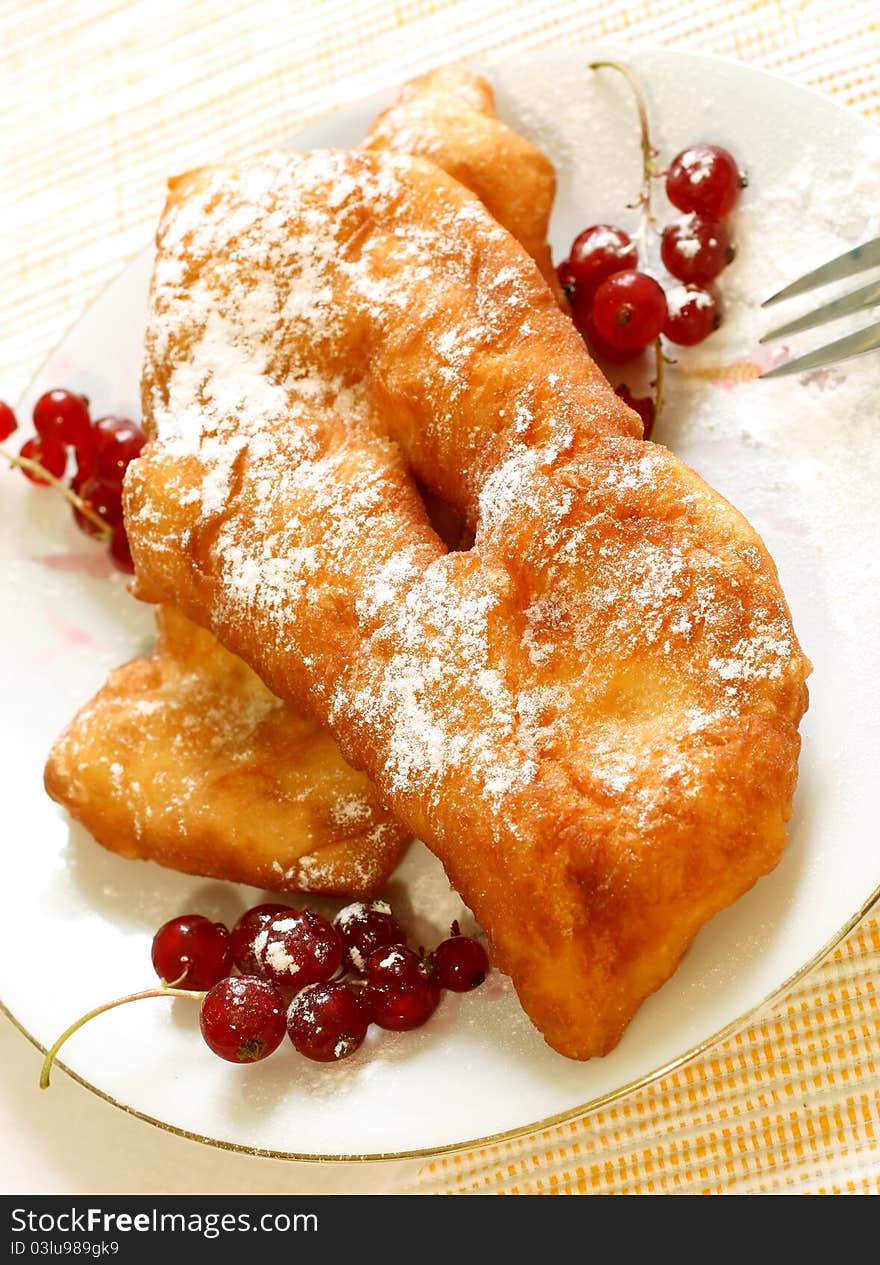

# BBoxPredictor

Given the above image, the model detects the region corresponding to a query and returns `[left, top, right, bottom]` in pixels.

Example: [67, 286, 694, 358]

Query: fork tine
[760, 277, 880, 343]
[760, 320, 880, 379]
[762, 236, 880, 307]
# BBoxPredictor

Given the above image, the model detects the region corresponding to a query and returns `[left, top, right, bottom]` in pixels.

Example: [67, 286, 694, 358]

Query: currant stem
[161, 968, 190, 989]
[40, 985, 206, 1088]
[0, 445, 113, 541]
[589, 61, 659, 224]
[653, 338, 665, 424]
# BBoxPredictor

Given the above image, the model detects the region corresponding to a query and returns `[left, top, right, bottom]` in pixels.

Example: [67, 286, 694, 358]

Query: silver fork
[759, 235, 880, 379]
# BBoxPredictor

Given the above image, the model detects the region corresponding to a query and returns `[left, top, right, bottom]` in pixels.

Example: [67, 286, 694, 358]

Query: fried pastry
[123, 146, 809, 1059]
[362, 66, 563, 299]
[45, 67, 560, 894]
[45, 605, 408, 895]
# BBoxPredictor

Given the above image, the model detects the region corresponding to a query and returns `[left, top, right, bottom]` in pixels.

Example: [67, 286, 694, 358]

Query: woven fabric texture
[2, 0, 878, 1195]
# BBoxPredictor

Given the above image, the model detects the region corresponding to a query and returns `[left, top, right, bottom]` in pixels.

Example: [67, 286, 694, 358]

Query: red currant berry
[663, 284, 721, 346]
[0, 400, 17, 442]
[252, 908, 343, 988]
[364, 974, 441, 1031]
[431, 927, 489, 992]
[567, 225, 638, 299]
[615, 386, 656, 440]
[73, 477, 123, 536]
[591, 270, 668, 352]
[286, 981, 369, 1062]
[109, 525, 135, 574]
[90, 417, 146, 484]
[666, 144, 743, 219]
[363, 945, 440, 1030]
[151, 914, 232, 989]
[32, 389, 91, 449]
[569, 289, 641, 363]
[19, 436, 66, 484]
[661, 215, 733, 286]
[333, 900, 406, 975]
[556, 258, 577, 298]
[230, 903, 290, 976]
[365, 944, 429, 988]
[200, 976, 286, 1063]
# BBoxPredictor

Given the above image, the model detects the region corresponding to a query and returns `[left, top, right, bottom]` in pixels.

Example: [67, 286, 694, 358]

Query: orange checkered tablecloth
[2, 0, 878, 1195]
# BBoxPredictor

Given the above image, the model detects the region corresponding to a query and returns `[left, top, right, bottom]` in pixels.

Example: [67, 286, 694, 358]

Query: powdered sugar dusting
[131, 141, 807, 876]
[134, 148, 593, 819]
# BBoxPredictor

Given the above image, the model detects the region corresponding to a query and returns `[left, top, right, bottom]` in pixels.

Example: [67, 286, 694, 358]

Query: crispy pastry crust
[363, 66, 564, 300]
[125, 147, 809, 1059]
[44, 606, 409, 895]
[44, 67, 558, 898]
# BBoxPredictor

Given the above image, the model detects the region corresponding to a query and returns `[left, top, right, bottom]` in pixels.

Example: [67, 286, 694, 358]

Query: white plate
[2, 46, 879, 1161]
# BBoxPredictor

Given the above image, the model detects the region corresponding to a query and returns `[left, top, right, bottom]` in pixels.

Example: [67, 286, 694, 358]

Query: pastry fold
[123, 144, 809, 1058]
[45, 67, 558, 898]
[362, 66, 563, 299]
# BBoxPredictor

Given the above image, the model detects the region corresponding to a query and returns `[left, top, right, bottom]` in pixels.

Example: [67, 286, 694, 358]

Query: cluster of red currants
[557, 143, 743, 434]
[0, 389, 145, 573]
[41, 900, 490, 1084]
[188, 900, 488, 1064]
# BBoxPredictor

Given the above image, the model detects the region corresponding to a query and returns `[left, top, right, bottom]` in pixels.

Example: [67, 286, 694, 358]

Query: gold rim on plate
[4, 883, 878, 1164]
[6, 47, 880, 1167]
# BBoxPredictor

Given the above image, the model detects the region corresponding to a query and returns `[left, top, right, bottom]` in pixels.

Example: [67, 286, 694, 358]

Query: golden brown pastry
[362, 66, 564, 299]
[44, 66, 557, 897]
[124, 146, 809, 1059]
[45, 606, 409, 895]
